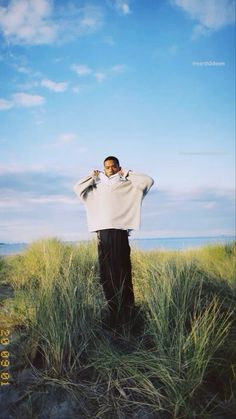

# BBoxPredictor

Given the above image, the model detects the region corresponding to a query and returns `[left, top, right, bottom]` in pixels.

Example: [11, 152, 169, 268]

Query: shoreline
[0, 234, 235, 246]
[0, 236, 235, 257]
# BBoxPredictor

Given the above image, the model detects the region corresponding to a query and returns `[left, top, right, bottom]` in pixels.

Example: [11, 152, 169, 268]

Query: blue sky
[0, 0, 235, 242]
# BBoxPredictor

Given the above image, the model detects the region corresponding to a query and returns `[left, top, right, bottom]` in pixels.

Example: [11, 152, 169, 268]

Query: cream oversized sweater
[74, 169, 154, 232]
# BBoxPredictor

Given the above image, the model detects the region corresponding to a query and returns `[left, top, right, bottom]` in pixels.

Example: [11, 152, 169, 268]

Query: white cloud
[0, 1, 103, 45]
[0, 98, 14, 111]
[57, 133, 77, 145]
[0, 164, 48, 175]
[15, 65, 31, 74]
[71, 64, 93, 75]
[114, 0, 131, 15]
[80, 16, 98, 28]
[159, 186, 235, 207]
[27, 195, 77, 205]
[0, 0, 57, 45]
[94, 66, 127, 82]
[41, 132, 78, 149]
[111, 64, 127, 74]
[58, 4, 103, 40]
[72, 85, 82, 94]
[120, 3, 131, 15]
[173, 0, 235, 35]
[94, 72, 107, 83]
[0, 175, 234, 242]
[17, 81, 40, 91]
[0, 198, 22, 209]
[13, 92, 45, 107]
[0, 194, 77, 208]
[41, 79, 68, 92]
[204, 202, 216, 209]
[72, 63, 128, 83]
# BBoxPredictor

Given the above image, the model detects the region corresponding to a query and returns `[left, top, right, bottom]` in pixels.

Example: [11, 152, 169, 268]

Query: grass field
[0, 239, 235, 418]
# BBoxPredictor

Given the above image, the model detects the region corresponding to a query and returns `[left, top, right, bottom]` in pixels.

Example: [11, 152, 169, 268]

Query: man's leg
[97, 229, 134, 327]
[116, 230, 134, 320]
[97, 229, 117, 320]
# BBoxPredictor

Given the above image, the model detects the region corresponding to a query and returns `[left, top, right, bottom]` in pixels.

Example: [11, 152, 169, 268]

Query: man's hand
[118, 168, 124, 177]
[92, 170, 100, 178]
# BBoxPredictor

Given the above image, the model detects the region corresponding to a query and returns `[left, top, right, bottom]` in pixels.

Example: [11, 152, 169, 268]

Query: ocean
[0, 236, 235, 256]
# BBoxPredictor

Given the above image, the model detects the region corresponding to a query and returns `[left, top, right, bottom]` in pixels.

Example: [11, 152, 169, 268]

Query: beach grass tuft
[1, 239, 235, 418]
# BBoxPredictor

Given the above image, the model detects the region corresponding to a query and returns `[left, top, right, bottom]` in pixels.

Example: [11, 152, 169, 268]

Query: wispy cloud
[160, 187, 235, 204]
[0, 98, 14, 111]
[94, 72, 107, 83]
[139, 186, 235, 238]
[0, 0, 57, 45]
[58, 4, 103, 40]
[0, 163, 48, 175]
[172, 0, 235, 37]
[0, 168, 72, 196]
[41, 132, 81, 150]
[110, 0, 132, 15]
[13, 92, 45, 107]
[0, 0, 104, 46]
[72, 85, 82, 94]
[57, 133, 77, 145]
[71, 63, 127, 83]
[71, 64, 93, 75]
[14, 65, 31, 74]
[0, 194, 77, 209]
[0, 171, 234, 241]
[110, 64, 127, 74]
[41, 78, 68, 92]
[16, 81, 40, 91]
[0, 93, 45, 110]
[179, 151, 228, 156]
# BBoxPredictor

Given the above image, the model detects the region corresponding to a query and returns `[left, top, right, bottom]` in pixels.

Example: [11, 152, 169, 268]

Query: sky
[0, 0, 235, 243]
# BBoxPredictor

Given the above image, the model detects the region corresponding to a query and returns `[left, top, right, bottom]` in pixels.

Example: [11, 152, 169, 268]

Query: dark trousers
[97, 229, 134, 324]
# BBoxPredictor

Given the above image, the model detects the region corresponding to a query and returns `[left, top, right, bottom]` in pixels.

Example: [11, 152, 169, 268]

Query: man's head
[103, 156, 121, 177]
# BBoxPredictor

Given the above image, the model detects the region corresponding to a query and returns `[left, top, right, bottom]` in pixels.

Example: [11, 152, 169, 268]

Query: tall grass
[4, 239, 103, 375]
[2, 239, 235, 418]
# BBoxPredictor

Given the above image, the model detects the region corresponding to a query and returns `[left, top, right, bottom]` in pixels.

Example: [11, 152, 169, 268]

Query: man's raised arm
[73, 170, 100, 200]
[122, 169, 154, 196]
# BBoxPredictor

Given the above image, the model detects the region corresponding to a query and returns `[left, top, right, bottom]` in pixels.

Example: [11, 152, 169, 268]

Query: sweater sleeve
[125, 170, 154, 196]
[73, 175, 95, 201]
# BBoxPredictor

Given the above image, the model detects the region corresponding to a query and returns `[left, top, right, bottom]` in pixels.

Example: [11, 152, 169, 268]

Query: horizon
[1, 233, 235, 246]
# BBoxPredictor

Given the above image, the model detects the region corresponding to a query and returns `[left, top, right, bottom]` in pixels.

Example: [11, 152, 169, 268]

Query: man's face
[104, 159, 120, 177]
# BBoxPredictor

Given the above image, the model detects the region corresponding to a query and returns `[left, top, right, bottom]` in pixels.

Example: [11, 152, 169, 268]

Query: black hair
[103, 156, 120, 167]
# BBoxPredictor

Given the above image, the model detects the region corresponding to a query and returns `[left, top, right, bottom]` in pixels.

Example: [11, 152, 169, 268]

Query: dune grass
[1, 239, 235, 418]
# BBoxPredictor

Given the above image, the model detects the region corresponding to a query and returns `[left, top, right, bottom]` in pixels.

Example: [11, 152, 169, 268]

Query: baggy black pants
[97, 229, 134, 324]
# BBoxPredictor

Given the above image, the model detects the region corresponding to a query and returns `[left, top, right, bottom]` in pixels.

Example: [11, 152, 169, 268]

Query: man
[74, 156, 154, 330]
